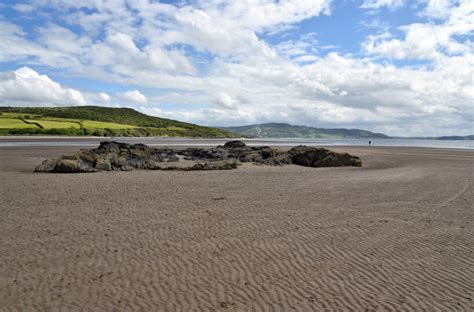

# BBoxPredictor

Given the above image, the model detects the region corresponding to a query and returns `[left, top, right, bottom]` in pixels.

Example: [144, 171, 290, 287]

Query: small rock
[120, 165, 134, 171]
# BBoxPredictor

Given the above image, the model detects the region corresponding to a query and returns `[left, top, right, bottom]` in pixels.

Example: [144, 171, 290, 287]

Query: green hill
[220, 123, 390, 139]
[0, 106, 235, 138]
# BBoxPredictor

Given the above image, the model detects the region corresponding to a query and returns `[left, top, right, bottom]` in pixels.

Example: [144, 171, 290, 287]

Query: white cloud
[363, 0, 474, 60]
[293, 55, 319, 63]
[107, 32, 140, 55]
[156, 50, 473, 136]
[0, 67, 86, 106]
[99, 92, 110, 102]
[145, 46, 197, 74]
[0, 1, 472, 136]
[120, 90, 147, 104]
[360, 0, 405, 10]
[419, 0, 457, 19]
[205, 0, 332, 32]
[80, 91, 113, 105]
[214, 93, 236, 110]
[13, 4, 34, 13]
[38, 24, 91, 54]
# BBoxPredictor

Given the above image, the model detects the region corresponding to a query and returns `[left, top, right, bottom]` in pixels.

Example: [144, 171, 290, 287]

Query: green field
[0, 106, 236, 137]
[26, 119, 81, 129]
[159, 126, 187, 131]
[36, 116, 82, 122]
[0, 118, 37, 129]
[0, 112, 140, 133]
[81, 120, 137, 129]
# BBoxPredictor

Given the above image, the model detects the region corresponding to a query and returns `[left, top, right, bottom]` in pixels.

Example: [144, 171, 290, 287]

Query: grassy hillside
[0, 106, 235, 138]
[221, 123, 390, 139]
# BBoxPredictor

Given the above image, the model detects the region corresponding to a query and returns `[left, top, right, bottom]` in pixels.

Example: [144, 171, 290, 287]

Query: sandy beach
[0, 143, 473, 310]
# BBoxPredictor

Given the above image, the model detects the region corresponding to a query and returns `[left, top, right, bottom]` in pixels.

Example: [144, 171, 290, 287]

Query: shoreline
[0, 136, 473, 150]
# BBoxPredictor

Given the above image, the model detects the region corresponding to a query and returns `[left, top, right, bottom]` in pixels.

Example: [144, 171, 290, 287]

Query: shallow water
[0, 137, 473, 149]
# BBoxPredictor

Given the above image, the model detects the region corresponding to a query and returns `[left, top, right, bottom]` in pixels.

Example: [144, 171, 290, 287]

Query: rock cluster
[35, 140, 361, 173]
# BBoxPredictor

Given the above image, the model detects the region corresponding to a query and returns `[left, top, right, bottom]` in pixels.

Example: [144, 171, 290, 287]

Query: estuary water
[0, 137, 473, 149]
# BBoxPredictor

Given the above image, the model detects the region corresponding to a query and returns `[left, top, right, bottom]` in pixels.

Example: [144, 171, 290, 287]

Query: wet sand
[0, 143, 473, 310]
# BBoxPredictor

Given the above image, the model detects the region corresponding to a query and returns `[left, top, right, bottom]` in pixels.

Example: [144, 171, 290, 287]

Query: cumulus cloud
[419, 0, 457, 19]
[360, 0, 405, 10]
[120, 90, 147, 104]
[98, 92, 110, 102]
[202, 0, 332, 32]
[214, 93, 236, 110]
[0, 67, 86, 106]
[363, 0, 474, 60]
[0, 0, 472, 136]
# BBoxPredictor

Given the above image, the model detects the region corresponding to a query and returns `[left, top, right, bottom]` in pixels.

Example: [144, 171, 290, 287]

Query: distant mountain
[220, 123, 390, 139]
[434, 135, 474, 140]
[402, 135, 474, 140]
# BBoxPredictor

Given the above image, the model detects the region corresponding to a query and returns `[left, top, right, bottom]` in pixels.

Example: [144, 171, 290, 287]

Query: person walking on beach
[369, 140, 372, 146]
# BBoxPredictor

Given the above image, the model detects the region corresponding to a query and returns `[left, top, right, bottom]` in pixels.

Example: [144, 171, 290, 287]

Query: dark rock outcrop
[224, 140, 246, 148]
[180, 142, 291, 166]
[289, 146, 361, 167]
[35, 140, 361, 173]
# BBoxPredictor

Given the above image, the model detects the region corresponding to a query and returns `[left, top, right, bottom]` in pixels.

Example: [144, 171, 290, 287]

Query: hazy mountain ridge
[433, 135, 474, 140]
[393, 135, 474, 140]
[220, 123, 390, 139]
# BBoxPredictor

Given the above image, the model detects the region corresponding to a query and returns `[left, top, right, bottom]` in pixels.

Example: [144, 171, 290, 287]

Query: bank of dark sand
[0, 143, 473, 310]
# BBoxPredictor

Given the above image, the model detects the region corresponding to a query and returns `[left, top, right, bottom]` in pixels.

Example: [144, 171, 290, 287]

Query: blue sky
[0, 0, 472, 136]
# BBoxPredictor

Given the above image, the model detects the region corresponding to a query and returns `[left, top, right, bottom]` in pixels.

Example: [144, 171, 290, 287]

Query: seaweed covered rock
[35, 158, 97, 173]
[35, 141, 179, 173]
[35, 141, 361, 173]
[162, 160, 240, 171]
[180, 144, 290, 166]
[289, 146, 361, 167]
[223, 140, 246, 148]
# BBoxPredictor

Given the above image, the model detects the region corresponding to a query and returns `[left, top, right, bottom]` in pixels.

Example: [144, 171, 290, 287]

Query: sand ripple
[1, 146, 473, 310]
